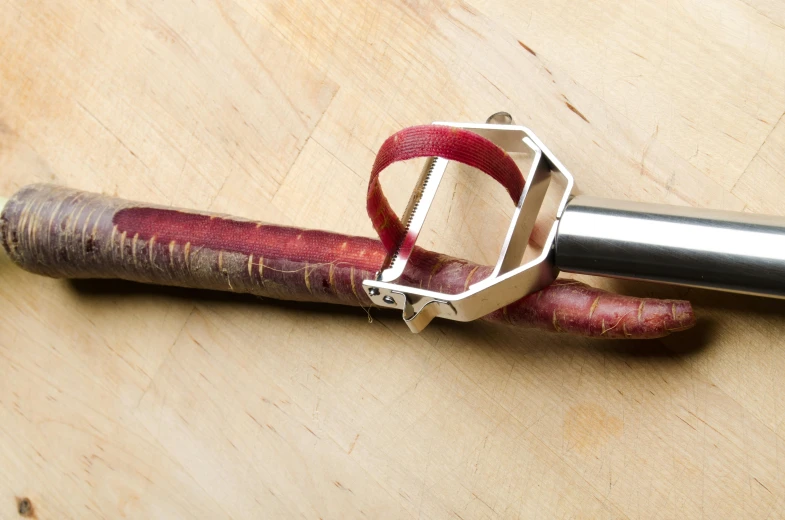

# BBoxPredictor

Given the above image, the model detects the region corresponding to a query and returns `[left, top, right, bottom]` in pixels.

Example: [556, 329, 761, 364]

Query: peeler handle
[554, 195, 785, 298]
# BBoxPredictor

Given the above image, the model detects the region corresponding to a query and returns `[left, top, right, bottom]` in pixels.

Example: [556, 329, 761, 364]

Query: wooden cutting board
[1, 0, 784, 517]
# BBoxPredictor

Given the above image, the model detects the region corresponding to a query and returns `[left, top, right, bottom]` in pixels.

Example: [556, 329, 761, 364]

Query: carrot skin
[1, 184, 695, 338]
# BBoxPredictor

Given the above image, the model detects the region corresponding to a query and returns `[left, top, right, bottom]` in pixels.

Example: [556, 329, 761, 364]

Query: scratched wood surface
[1, 0, 785, 518]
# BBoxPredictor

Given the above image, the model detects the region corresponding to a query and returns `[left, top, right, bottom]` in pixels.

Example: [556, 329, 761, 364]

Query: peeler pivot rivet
[369, 288, 380, 296]
[382, 295, 396, 305]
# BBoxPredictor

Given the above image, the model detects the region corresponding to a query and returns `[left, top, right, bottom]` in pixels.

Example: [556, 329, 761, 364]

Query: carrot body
[0, 184, 694, 338]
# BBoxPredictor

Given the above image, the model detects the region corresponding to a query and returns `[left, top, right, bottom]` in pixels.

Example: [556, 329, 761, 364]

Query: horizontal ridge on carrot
[0, 183, 695, 338]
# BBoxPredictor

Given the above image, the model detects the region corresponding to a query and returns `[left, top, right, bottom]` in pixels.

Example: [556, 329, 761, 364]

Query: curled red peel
[367, 125, 524, 251]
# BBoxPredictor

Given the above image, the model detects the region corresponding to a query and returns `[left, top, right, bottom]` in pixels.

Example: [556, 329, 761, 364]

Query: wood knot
[16, 497, 34, 517]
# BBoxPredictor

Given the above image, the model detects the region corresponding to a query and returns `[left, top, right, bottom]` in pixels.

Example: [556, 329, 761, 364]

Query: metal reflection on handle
[555, 196, 785, 298]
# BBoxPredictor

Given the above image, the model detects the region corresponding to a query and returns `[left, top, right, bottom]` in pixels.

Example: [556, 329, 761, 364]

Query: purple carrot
[1, 184, 695, 338]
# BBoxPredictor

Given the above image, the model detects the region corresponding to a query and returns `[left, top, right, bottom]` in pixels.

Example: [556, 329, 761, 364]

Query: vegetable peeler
[363, 115, 785, 333]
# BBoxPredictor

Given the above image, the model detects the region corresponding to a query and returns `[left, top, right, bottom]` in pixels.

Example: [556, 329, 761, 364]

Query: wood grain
[1, 0, 785, 518]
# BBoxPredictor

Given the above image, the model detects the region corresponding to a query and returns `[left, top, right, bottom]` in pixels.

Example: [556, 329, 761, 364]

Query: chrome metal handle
[555, 196, 785, 298]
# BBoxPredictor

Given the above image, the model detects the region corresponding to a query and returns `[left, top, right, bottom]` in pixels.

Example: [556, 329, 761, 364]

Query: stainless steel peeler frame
[362, 121, 575, 333]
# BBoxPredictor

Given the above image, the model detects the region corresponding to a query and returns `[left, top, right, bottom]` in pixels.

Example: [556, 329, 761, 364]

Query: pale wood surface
[1, 1, 785, 518]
